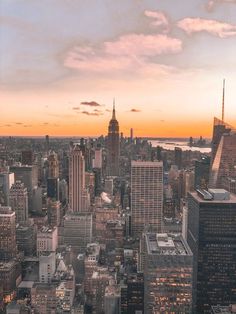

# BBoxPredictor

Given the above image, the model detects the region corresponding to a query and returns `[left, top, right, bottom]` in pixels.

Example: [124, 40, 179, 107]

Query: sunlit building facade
[131, 161, 163, 237]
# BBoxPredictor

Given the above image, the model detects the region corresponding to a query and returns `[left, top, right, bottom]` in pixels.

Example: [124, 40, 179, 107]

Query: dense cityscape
[0, 99, 236, 313]
[2, 0, 236, 313]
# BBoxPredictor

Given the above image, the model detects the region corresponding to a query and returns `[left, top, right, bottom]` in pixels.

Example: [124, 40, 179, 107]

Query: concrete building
[63, 212, 92, 252]
[37, 226, 58, 255]
[31, 283, 57, 314]
[93, 148, 103, 169]
[131, 161, 163, 237]
[9, 181, 28, 224]
[39, 252, 56, 283]
[187, 189, 236, 313]
[144, 233, 193, 314]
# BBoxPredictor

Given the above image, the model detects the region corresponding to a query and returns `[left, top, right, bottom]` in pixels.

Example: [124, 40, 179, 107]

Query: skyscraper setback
[107, 103, 120, 177]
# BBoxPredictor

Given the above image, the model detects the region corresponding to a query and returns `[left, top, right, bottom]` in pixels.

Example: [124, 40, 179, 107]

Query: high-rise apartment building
[144, 232, 193, 314]
[187, 189, 236, 313]
[69, 145, 85, 212]
[9, 181, 28, 224]
[0, 206, 17, 261]
[131, 161, 163, 237]
[107, 104, 120, 176]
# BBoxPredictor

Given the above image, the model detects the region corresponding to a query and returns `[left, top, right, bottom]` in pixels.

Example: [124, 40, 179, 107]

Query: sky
[1, 0, 236, 137]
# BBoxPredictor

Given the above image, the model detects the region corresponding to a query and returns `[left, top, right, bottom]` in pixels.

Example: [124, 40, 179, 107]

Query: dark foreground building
[188, 189, 236, 313]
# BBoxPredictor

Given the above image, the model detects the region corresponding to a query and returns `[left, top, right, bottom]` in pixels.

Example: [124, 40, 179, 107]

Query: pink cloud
[177, 18, 236, 38]
[206, 0, 236, 12]
[104, 34, 182, 56]
[64, 49, 132, 72]
[144, 10, 169, 32]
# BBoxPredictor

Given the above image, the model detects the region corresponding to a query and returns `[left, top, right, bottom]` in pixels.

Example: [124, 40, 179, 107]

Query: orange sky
[1, 0, 236, 137]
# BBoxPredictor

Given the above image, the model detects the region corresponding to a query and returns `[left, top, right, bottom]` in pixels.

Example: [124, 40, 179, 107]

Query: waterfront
[150, 140, 211, 153]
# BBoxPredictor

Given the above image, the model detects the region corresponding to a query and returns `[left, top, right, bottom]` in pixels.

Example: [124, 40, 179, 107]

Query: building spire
[112, 98, 116, 120]
[222, 79, 225, 122]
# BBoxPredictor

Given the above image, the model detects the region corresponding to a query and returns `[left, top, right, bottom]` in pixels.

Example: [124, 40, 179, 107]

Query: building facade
[131, 161, 163, 237]
[187, 189, 236, 313]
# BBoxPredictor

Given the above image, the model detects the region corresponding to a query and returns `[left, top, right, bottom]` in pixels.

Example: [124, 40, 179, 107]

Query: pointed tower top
[112, 98, 116, 120]
[222, 79, 225, 122]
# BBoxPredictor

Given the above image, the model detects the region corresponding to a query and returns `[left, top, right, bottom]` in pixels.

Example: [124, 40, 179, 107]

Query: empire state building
[107, 102, 120, 176]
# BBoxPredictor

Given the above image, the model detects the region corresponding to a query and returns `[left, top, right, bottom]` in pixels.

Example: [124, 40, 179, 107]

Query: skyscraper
[48, 151, 59, 179]
[144, 232, 193, 314]
[107, 102, 120, 176]
[69, 145, 85, 212]
[174, 147, 183, 169]
[0, 206, 17, 261]
[131, 161, 163, 237]
[209, 130, 236, 189]
[9, 180, 28, 224]
[187, 189, 236, 313]
[194, 156, 210, 189]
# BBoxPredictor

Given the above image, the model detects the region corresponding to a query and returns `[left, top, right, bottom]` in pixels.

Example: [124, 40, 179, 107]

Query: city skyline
[1, 0, 236, 137]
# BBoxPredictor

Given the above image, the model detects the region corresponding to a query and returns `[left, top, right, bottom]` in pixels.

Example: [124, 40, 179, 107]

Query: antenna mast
[222, 79, 225, 122]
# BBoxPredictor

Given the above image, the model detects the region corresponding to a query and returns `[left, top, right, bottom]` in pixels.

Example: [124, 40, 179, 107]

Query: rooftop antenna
[112, 98, 116, 119]
[222, 79, 225, 122]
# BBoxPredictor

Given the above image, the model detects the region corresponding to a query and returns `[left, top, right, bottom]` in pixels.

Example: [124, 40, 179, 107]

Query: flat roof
[18, 280, 35, 289]
[190, 191, 236, 204]
[145, 233, 192, 256]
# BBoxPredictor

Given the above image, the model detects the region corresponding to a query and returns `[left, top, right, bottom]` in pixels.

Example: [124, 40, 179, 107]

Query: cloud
[72, 107, 80, 110]
[177, 18, 236, 38]
[80, 101, 102, 107]
[64, 48, 134, 72]
[206, 0, 236, 11]
[64, 33, 182, 73]
[130, 108, 141, 112]
[144, 10, 169, 32]
[81, 111, 103, 116]
[15, 122, 23, 125]
[23, 125, 32, 128]
[104, 34, 182, 56]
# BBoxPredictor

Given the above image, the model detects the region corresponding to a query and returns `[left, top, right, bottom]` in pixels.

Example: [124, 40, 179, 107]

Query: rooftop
[38, 226, 57, 233]
[212, 305, 236, 314]
[191, 189, 236, 204]
[145, 233, 192, 256]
